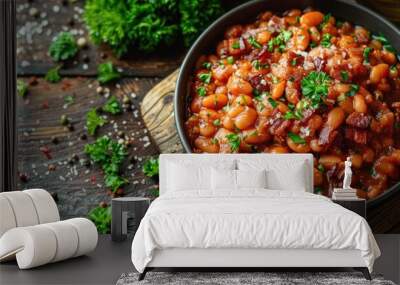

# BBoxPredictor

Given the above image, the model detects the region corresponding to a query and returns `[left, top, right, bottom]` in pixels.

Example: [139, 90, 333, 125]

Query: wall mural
[16, 0, 400, 234]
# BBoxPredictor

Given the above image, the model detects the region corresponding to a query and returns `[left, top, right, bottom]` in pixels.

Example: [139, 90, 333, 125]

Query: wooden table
[15, 0, 183, 218]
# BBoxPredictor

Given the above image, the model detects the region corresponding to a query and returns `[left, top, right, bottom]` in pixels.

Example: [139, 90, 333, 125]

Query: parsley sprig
[97, 62, 121, 84]
[267, 30, 292, 52]
[225, 133, 241, 152]
[86, 108, 107, 136]
[88, 206, 111, 234]
[288, 132, 306, 144]
[49, 32, 78, 62]
[142, 157, 159, 178]
[301, 71, 331, 109]
[45, 66, 62, 83]
[17, 80, 28, 97]
[85, 136, 128, 192]
[372, 34, 397, 54]
[102, 96, 122, 115]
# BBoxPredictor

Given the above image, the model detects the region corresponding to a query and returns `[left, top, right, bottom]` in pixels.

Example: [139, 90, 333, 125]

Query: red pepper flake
[42, 100, 49, 109]
[61, 80, 72, 91]
[39, 146, 52, 159]
[90, 175, 96, 184]
[28, 76, 38, 86]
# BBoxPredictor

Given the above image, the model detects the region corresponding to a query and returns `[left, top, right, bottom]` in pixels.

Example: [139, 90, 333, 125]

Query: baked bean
[227, 105, 245, 118]
[212, 64, 234, 82]
[319, 155, 342, 169]
[243, 129, 271, 144]
[233, 95, 253, 107]
[199, 109, 219, 121]
[225, 25, 243, 39]
[308, 114, 323, 131]
[190, 97, 202, 113]
[313, 168, 323, 186]
[353, 94, 367, 113]
[202, 94, 228, 110]
[326, 107, 345, 129]
[310, 139, 324, 152]
[199, 122, 217, 137]
[294, 28, 310, 50]
[222, 116, 235, 131]
[300, 11, 324, 27]
[271, 80, 286, 99]
[265, 145, 289, 153]
[234, 107, 258, 130]
[308, 26, 320, 42]
[370, 63, 389, 84]
[227, 76, 253, 95]
[194, 137, 219, 153]
[338, 97, 354, 114]
[362, 147, 375, 163]
[381, 51, 396, 65]
[287, 136, 311, 153]
[350, 153, 363, 168]
[256, 31, 271, 45]
[338, 35, 355, 48]
[375, 157, 397, 178]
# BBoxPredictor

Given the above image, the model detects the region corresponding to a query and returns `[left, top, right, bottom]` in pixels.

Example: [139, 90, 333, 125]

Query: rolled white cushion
[0, 226, 57, 269]
[42, 221, 79, 262]
[1, 192, 39, 227]
[0, 218, 98, 269]
[64, 218, 98, 257]
[0, 196, 17, 237]
[23, 189, 60, 224]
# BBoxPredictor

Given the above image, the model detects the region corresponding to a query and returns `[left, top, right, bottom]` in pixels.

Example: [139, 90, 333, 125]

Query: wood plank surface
[16, 0, 183, 77]
[17, 77, 161, 218]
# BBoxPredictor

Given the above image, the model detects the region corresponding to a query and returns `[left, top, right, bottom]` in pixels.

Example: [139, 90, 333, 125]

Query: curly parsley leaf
[197, 86, 207, 97]
[102, 96, 122, 115]
[17, 79, 28, 97]
[320, 33, 332, 48]
[97, 62, 121, 84]
[340, 70, 349, 82]
[142, 157, 159, 177]
[198, 72, 211, 84]
[363, 47, 373, 63]
[84, 136, 128, 192]
[288, 132, 306, 144]
[301, 71, 331, 109]
[88, 206, 111, 234]
[49, 32, 78, 62]
[268, 30, 292, 52]
[225, 133, 241, 152]
[248, 36, 262, 49]
[346, 84, 359, 97]
[86, 108, 107, 136]
[45, 66, 62, 83]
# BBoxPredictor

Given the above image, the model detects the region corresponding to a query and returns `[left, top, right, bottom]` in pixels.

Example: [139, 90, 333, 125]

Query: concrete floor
[1, 235, 399, 285]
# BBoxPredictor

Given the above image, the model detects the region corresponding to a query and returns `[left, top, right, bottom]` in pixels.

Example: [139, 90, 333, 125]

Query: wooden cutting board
[140, 69, 183, 153]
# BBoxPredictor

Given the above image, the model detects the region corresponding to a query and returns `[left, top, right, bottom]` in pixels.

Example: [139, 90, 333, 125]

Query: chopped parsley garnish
[319, 13, 331, 29]
[102, 96, 122, 115]
[268, 97, 278, 109]
[49, 32, 78, 62]
[340, 70, 349, 82]
[45, 65, 62, 83]
[283, 110, 303, 120]
[85, 136, 127, 192]
[301, 71, 331, 109]
[17, 79, 28, 97]
[318, 164, 325, 173]
[202, 61, 212, 69]
[97, 62, 121, 84]
[225, 133, 241, 152]
[288, 103, 295, 111]
[291, 58, 297, 66]
[86, 108, 107, 136]
[211, 138, 218, 145]
[372, 33, 397, 54]
[320, 33, 332, 48]
[287, 132, 306, 144]
[267, 30, 292, 52]
[252, 60, 261, 70]
[248, 36, 262, 49]
[143, 157, 159, 177]
[363, 47, 373, 63]
[213, 119, 221, 126]
[197, 86, 206, 97]
[231, 41, 240, 49]
[310, 41, 317, 48]
[227, 56, 235, 65]
[198, 72, 211, 84]
[346, 84, 359, 97]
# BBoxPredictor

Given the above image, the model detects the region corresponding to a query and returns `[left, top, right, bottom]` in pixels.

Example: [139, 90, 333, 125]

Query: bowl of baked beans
[174, 0, 400, 201]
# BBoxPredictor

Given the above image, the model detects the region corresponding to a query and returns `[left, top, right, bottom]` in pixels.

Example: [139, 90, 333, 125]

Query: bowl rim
[174, 0, 400, 206]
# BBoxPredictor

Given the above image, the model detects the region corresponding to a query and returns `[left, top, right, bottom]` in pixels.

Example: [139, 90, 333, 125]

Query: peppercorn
[82, 159, 91, 167]
[99, 201, 107, 208]
[80, 133, 87, 140]
[48, 164, 56, 171]
[72, 154, 79, 161]
[68, 158, 74, 165]
[60, 115, 69, 126]
[67, 123, 74, 131]
[67, 18, 75, 27]
[19, 173, 28, 182]
[51, 136, 59, 144]
[100, 52, 107, 59]
[50, 192, 58, 202]
[129, 156, 135, 164]
[117, 131, 125, 138]
[122, 95, 131, 105]
[82, 54, 90, 63]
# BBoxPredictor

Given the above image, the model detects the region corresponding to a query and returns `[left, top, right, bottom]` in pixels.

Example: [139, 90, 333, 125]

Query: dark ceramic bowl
[174, 0, 400, 206]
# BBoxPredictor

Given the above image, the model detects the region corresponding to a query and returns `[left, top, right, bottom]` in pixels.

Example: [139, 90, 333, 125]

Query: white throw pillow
[238, 159, 307, 191]
[236, 169, 267, 189]
[211, 168, 236, 190]
[167, 160, 236, 192]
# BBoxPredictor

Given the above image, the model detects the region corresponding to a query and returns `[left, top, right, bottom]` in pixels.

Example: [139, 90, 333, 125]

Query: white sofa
[0, 189, 98, 269]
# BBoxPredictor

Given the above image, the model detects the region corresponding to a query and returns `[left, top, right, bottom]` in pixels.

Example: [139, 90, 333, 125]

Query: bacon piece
[345, 112, 372, 129]
[345, 128, 368, 144]
[318, 126, 338, 146]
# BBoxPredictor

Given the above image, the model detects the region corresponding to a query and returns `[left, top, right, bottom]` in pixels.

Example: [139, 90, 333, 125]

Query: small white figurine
[343, 157, 352, 189]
